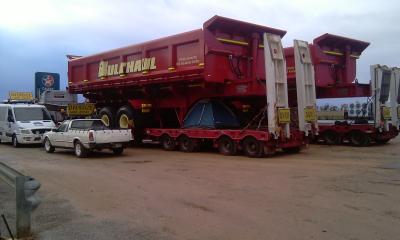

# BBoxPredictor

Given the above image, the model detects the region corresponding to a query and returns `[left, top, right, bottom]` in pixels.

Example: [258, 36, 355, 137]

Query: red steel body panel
[284, 33, 371, 98]
[67, 16, 288, 124]
[68, 29, 205, 91]
[68, 15, 285, 96]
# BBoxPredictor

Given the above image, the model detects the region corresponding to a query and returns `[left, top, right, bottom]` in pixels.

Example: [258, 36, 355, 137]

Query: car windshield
[14, 107, 52, 121]
[70, 120, 109, 130]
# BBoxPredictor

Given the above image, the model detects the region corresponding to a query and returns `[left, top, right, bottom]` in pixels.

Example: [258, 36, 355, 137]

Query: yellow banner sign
[67, 103, 95, 116]
[278, 108, 291, 124]
[304, 107, 317, 122]
[9, 92, 33, 101]
[382, 107, 391, 120]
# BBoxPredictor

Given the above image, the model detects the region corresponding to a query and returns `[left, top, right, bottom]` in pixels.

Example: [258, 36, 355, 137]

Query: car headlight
[20, 129, 31, 134]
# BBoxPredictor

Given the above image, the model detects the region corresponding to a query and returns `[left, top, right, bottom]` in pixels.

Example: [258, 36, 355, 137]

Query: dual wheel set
[319, 130, 388, 146]
[159, 134, 301, 158]
[99, 106, 137, 129]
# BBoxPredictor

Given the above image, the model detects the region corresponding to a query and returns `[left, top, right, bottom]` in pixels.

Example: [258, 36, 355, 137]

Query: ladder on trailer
[294, 40, 318, 136]
[390, 67, 400, 129]
[371, 65, 392, 131]
[263, 33, 290, 138]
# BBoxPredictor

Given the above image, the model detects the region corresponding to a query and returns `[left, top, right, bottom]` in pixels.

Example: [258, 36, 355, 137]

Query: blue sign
[35, 72, 60, 98]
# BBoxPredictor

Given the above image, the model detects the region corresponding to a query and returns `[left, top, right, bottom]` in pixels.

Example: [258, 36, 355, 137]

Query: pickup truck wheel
[12, 135, 20, 148]
[99, 107, 115, 128]
[242, 137, 264, 158]
[178, 135, 198, 152]
[44, 138, 55, 153]
[161, 135, 176, 151]
[112, 147, 124, 155]
[74, 141, 88, 158]
[217, 136, 237, 156]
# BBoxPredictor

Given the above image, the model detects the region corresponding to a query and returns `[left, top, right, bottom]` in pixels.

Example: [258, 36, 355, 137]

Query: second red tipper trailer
[68, 16, 318, 157]
[285, 34, 399, 146]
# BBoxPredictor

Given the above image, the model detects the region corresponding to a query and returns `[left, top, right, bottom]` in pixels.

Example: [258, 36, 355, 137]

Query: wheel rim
[351, 133, 368, 145]
[45, 140, 50, 150]
[219, 137, 236, 155]
[179, 137, 191, 151]
[183, 139, 189, 148]
[221, 139, 231, 151]
[324, 132, 338, 144]
[163, 137, 172, 146]
[75, 144, 81, 155]
[246, 139, 259, 155]
[119, 114, 133, 129]
[352, 135, 361, 145]
[101, 115, 110, 127]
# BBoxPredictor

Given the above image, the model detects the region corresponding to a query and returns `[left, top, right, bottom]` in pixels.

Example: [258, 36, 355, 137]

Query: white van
[0, 103, 56, 147]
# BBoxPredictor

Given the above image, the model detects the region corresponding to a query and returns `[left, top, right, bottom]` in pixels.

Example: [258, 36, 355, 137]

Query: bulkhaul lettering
[98, 57, 156, 78]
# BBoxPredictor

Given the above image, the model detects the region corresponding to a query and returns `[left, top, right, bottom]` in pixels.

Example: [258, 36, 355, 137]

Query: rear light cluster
[89, 131, 95, 142]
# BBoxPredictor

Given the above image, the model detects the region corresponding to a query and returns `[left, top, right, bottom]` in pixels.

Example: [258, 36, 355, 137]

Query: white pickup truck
[43, 119, 133, 157]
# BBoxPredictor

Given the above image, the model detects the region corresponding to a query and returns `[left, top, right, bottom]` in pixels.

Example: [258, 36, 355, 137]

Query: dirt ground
[0, 137, 399, 240]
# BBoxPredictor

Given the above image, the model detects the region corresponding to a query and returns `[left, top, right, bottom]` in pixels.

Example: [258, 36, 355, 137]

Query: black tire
[44, 138, 55, 153]
[74, 141, 89, 158]
[242, 137, 264, 158]
[99, 107, 116, 128]
[350, 131, 371, 146]
[12, 135, 20, 148]
[116, 106, 135, 129]
[282, 147, 301, 154]
[112, 147, 124, 155]
[322, 131, 340, 145]
[116, 105, 147, 145]
[217, 136, 237, 156]
[178, 135, 198, 152]
[375, 138, 390, 144]
[160, 135, 176, 151]
[263, 145, 276, 156]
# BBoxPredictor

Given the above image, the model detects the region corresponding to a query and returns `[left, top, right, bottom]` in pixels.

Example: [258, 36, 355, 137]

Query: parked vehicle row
[0, 103, 133, 157]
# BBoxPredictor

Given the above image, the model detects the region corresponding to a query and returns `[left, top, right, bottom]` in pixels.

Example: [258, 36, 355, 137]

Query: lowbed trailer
[68, 16, 319, 157]
[284, 34, 399, 146]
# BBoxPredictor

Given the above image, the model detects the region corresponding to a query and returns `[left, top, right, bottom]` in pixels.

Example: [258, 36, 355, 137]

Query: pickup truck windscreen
[14, 107, 52, 121]
[70, 120, 109, 130]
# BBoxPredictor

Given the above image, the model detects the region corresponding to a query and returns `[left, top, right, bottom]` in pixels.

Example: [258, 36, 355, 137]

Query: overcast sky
[0, 0, 399, 101]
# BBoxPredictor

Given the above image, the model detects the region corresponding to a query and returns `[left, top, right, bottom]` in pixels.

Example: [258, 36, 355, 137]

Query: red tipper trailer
[68, 16, 318, 157]
[284, 34, 399, 146]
